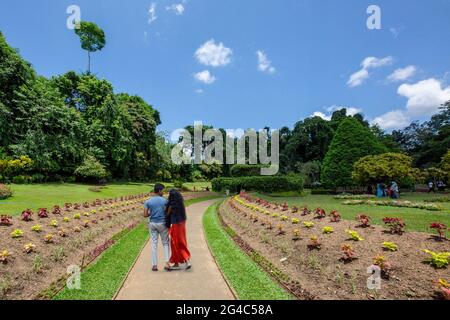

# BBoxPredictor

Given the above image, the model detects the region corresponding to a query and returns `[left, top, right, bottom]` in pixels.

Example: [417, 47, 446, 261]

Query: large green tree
[321, 117, 386, 189]
[74, 21, 106, 74]
[352, 153, 413, 185]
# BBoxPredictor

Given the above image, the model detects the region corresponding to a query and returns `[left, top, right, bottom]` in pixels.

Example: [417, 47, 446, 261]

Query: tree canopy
[321, 117, 386, 189]
[74, 21, 106, 73]
[352, 153, 413, 185]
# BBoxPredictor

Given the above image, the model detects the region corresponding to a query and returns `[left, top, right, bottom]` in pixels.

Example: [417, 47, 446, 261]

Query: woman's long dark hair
[167, 189, 186, 220]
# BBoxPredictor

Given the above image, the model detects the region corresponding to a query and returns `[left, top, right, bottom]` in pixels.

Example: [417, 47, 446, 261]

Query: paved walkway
[115, 200, 235, 300]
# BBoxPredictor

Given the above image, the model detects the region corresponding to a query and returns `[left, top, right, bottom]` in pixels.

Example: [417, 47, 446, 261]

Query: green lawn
[0, 181, 212, 216]
[53, 222, 149, 300]
[203, 203, 293, 300]
[256, 192, 450, 235]
[0, 183, 153, 216]
[53, 196, 220, 300]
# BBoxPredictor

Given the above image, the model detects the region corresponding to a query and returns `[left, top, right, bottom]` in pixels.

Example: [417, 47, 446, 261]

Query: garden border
[202, 201, 238, 300]
[216, 202, 315, 300]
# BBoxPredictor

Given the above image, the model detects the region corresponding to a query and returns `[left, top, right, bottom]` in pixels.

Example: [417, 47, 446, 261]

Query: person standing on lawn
[143, 183, 171, 272]
[166, 189, 192, 270]
[428, 181, 436, 194]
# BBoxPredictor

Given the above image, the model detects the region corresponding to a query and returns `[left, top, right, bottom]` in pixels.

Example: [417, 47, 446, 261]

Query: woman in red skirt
[166, 189, 191, 270]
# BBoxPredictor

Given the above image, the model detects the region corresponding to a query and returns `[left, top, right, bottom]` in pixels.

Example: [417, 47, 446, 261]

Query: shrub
[52, 205, 61, 215]
[74, 155, 108, 183]
[292, 218, 300, 224]
[211, 176, 304, 193]
[230, 164, 270, 177]
[308, 236, 321, 250]
[11, 229, 24, 238]
[329, 210, 341, 222]
[323, 226, 334, 234]
[430, 223, 447, 239]
[341, 244, 355, 261]
[383, 217, 406, 235]
[12, 175, 32, 184]
[0, 184, 12, 199]
[0, 215, 13, 226]
[382, 242, 398, 252]
[303, 221, 314, 229]
[31, 225, 42, 233]
[423, 250, 450, 268]
[73, 213, 81, 220]
[38, 208, 48, 219]
[44, 234, 54, 244]
[24, 243, 36, 254]
[373, 255, 392, 274]
[346, 229, 364, 241]
[292, 229, 301, 241]
[356, 214, 371, 228]
[0, 250, 10, 264]
[50, 220, 58, 228]
[314, 208, 326, 219]
[21, 209, 33, 222]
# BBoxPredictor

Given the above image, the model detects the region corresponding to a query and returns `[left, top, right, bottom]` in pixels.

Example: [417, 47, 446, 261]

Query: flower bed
[342, 199, 443, 211]
[219, 192, 450, 300]
[334, 194, 376, 200]
[0, 191, 213, 300]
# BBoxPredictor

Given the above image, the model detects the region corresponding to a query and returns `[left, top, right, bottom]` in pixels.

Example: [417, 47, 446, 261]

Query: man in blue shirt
[144, 183, 171, 271]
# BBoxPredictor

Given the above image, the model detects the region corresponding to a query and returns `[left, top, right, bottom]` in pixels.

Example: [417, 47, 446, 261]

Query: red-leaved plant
[314, 208, 326, 219]
[52, 205, 62, 215]
[341, 244, 356, 262]
[21, 209, 33, 222]
[356, 214, 371, 228]
[0, 215, 13, 226]
[383, 217, 406, 235]
[38, 208, 48, 219]
[430, 222, 447, 239]
[329, 210, 341, 222]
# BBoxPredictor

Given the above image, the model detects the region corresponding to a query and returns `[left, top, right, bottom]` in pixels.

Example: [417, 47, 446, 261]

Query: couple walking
[143, 183, 191, 272]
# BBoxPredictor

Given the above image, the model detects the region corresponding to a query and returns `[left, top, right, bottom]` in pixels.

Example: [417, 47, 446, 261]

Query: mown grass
[203, 203, 293, 300]
[53, 196, 220, 300]
[256, 192, 450, 235]
[0, 182, 213, 216]
[53, 222, 148, 300]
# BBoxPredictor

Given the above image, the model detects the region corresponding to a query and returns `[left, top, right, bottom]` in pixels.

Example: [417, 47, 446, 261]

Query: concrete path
[115, 200, 235, 300]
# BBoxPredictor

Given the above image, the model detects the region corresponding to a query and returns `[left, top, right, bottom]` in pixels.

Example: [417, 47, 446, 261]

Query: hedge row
[230, 165, 270, 177]
[211, 176, 304, 193]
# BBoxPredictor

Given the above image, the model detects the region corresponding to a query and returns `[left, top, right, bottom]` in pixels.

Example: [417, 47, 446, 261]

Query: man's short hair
[154, 183, 165, 194]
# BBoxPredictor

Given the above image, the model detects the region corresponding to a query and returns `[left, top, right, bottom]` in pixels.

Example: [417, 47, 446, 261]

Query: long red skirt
[169, 222, 191, 264]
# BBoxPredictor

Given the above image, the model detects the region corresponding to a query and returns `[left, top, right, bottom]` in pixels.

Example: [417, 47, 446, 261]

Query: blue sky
[1, 0, 450, 133]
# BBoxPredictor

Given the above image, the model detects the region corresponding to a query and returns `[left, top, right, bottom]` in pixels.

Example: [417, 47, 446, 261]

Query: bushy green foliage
[74, 155, 108, 182]
[352, 153, 413, 185]
[321, 118, 386, 189]
[230, 164, 269, 177]
[211, 176, 304, 193]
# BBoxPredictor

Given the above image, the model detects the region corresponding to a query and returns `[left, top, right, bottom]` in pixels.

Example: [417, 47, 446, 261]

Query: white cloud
[194, 70, 216, 84]
[388, 66, 416, 82]
[347, 56, 393, 87]
[326, 105, 362, 116]
[195, 39, 232, 67]
[312, 112, 331, 121]
[166, 3, 185, 15]
[148, 3, 157, 24]
[398, 78, 450, 116]
[256, 50, 276, 74]
[372, 110, 411, 130]
[372, 78, 450, 130]
[195, 89, 204, 94]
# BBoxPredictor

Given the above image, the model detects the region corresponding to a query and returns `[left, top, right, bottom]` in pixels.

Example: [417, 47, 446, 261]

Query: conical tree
[321, 117, 386, 189]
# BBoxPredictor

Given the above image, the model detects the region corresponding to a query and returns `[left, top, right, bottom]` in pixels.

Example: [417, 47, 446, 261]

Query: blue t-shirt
[144, 196, 168, 223]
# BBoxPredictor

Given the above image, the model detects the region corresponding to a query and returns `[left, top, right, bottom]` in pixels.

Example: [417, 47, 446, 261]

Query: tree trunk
[87, 51, 91, 74]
